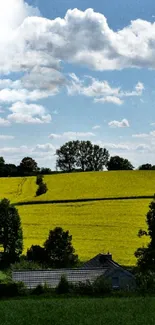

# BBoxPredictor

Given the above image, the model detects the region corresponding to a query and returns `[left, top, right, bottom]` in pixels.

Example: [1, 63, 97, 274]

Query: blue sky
[1, 0, 155, 168]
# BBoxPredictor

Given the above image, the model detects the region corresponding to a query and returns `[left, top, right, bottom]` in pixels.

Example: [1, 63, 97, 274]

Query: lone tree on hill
[0, 199, 23, 265]
[18, 157, 39, 175]
[135, 196, 155, 271]
[44, 227, 78, 268]
[107, 156, 134, 171]
[56, 140, 109, 172]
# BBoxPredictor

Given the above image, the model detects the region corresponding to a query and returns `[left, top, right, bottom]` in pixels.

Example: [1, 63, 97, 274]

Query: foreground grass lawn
[18, 199, 150, 265]
[0, 297, 155, 325]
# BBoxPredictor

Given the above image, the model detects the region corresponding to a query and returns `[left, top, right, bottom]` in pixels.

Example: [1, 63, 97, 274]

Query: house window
[112, 277, 119, 289]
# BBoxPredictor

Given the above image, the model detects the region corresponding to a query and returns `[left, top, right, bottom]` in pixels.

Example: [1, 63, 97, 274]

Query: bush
[136, 271, 155, 294]
[0, 281, 27, 297]
[31, 284, 45, 295]
[27, 245, 47, 264]
[36, 174, 43, 185]
[36, 182, 48, 196]
[11, 260, 44, 270]
[56, 275, 72, 294]
[74, 280, 93, 295]
[93, 276, 112, 295]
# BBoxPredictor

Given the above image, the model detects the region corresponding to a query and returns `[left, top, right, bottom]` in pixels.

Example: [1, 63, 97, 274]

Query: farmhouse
[12, 253, 136, 290]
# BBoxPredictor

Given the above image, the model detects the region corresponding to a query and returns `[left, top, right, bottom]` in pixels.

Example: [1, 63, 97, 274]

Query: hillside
[0, 171, 154, 265]
[1, 171, 155, 204]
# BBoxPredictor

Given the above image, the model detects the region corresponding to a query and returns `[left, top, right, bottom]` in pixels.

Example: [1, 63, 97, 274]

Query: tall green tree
[56, 141, 79, 172]
[56, 140, 109, 172]
[0, 157, 5, 177]
[18, 157, 39, 175]
[44, 227, 78, 268]
[135, 196, 155, 271]
[0, 199, 23, 264]
[107, 156, 134, 171]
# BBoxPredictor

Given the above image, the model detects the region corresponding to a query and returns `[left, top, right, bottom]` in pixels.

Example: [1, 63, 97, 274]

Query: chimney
[99, 252, 112, 265]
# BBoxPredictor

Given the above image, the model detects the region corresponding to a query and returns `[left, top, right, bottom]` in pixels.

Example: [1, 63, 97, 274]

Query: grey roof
[12, 268, 107, 289]
[82, 253, 116, 269]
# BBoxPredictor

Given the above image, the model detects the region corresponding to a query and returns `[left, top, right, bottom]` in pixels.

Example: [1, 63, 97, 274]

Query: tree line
[0, 140, 155, 177]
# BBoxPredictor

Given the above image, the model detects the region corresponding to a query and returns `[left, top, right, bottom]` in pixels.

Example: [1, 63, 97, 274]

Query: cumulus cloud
[0, 117, 10, 126]
[132, 133, 149, 138]
[49, 131, 96, 140]
[0, 135, 14, 140]
[108, 119, 130, 128]
[35, 143, 55, 152]
[7, 102, 52, 124]
[95, 96, 123, 105]
[68, 74, 144, 105]
[1, 3, 155, 76]
[92, 125, 101, 130]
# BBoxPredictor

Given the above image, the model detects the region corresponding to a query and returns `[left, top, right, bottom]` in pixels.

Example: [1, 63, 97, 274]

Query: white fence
[12, 268, 107, 289]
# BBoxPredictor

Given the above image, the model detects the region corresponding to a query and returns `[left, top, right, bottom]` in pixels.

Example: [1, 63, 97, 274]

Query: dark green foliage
[36, 174, 43, 185]
[0, 198, 23, 266]
[3, 164, 18, 177]
[18, 157, 39, 176]
[0, 281, 27, 297]
[138, 164, 153, 170]
[135, 196, 155, 271]
[107, 156, 134, 170]
[93, 276, 112, 295]
[44, 227, 78, 268]
[136, 271, 155, 294]
[36, 182, 48, 196]
[31, 284, 45, 295]
[56, 140, 109, 172]
[56, 275, 72, 294]
[11, 260, 44, 270]
[74, 280, 94, 295]
[27, 245, 47, 264]
[40, 167, 52, 175]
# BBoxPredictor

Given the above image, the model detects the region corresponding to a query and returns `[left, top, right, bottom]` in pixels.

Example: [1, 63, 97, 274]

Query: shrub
[36, 174, 43, 185]
[31, 284, 45, 295]
[11, 260, 43, 270]
[36, 182, 48, 196]
[136, 271, 155, 294]
[74, 280, 93, 295]
[93, 276, 112, 295]
[0, 281, 27, 297]
[56, 275, 72, 294]
[27, 245, 47, 264]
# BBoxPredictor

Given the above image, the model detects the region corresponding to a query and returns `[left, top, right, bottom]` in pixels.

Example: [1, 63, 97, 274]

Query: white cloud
[108, 119, 130, 128]
[92, 125, 101, 130]
[104, 143, 130, 151]
[135, 144, 151, 152]
[132, 133, 149, 138]
[0, 117, 10, 126]
[0, 135, 14, 140]
[35, 143, 55, 152]
[68, 75, 144, 105]
[49, 131, 96, 140]
[0, 4, 155, 77]
[95, 96, 123, 105]
[132, 131, 155, 138]
[49, 134, 62, 140]
[7, 102, 52, 124]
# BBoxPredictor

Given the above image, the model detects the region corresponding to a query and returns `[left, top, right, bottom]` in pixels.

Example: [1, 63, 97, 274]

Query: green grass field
[0, 297, 154, 325]
[0, 171, 154, 265]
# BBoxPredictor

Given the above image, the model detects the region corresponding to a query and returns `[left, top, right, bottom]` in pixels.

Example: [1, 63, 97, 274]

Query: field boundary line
[14, 195, 154, 206]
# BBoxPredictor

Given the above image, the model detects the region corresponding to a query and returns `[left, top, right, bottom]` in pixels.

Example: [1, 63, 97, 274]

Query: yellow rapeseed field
[18, 199, 150, 266]
[0, 171, 154, 265]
